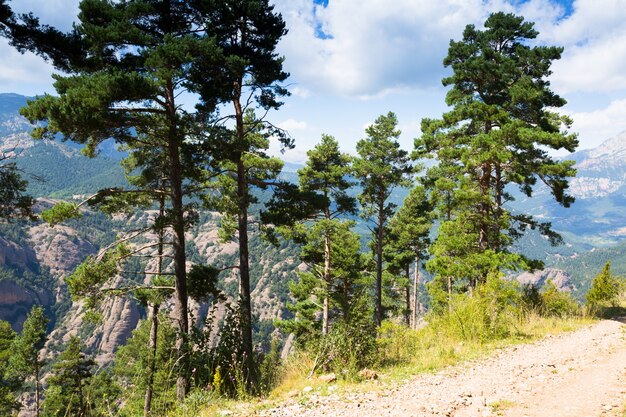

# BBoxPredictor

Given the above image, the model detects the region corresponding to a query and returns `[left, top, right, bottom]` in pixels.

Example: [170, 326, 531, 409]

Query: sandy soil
[256, 318, 626, 417]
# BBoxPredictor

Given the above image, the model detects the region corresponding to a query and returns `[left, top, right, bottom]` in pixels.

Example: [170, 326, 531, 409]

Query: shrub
[541, 280, 580, 317]
[311, 317, 378, 379]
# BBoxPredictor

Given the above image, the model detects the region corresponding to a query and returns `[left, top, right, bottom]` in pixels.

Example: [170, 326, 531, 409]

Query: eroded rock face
[0, 236, 38, 271]
[28, 224, 97, 281]
[0, 280, 53, 332]
[89, 295, 141, 363]
[516, 268, 575, 292]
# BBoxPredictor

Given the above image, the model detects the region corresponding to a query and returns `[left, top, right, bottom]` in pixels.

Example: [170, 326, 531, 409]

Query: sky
[1, 0, 626, 163]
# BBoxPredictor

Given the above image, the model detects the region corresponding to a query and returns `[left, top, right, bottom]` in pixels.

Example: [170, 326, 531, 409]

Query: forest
[0, 1, 624, 417]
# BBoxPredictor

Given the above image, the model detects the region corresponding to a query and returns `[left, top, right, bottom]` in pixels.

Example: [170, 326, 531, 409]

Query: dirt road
[259, 319, 626, 417]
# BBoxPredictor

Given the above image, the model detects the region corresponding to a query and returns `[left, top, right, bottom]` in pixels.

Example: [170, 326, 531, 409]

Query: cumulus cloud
[569, 99, 626, 149]
[273, 0, 581, 98]
[273, 0, 626, 98]
[273, 0, 493, 97]
[10, 0, 79, 30]
[541, 0, 626, 93]
[278, 118, 309, 132]
[0, 40, 57, 95]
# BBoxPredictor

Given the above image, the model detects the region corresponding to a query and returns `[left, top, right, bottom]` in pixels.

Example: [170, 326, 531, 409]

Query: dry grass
[198, 313, 596, 417]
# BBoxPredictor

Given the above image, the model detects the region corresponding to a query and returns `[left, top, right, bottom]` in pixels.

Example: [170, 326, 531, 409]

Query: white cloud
[290, 86, 311, 99]
[543, 0, 626, 93]
[274, 0, 494, 97]
[0, 40, 57, 95]
[277, 118, 308, 132]
[569, 99, 626, 149]
[273, 0, 587, 98]
[10, 0, 79, 30]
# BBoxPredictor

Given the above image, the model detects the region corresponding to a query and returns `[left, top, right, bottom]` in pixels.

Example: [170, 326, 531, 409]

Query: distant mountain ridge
[0, 93, 127, 198]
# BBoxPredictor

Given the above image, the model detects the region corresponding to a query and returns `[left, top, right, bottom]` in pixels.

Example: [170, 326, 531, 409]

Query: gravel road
[255, 318, 626, 417]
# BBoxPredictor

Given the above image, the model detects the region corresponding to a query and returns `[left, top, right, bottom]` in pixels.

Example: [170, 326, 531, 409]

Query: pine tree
[385, 185, 433, 327]
[354, 112, 412, 326]
[0, 320, 19, 415]
[208, 109, 286, 388]
[281, 221, 369, 344]
[586, 262, 623, 309]
[115, 315, 178, 416]
[265, 134, 356, 335]
[41, 336, 94, 417]
[415, 12, 577, 290]
[9, 306, 48, 417]
[197, 0, 290, 387]
[3, 0, 237, 398]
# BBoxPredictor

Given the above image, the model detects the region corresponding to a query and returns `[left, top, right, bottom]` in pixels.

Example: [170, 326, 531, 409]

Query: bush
[541, 280, 580, 318]
[310, 318, 378, 379]
[428, 275, 521, 342]
[377, 320, 421, 365]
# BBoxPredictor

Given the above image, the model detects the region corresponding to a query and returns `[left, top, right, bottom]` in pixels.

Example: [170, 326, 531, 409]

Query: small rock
[359, 368, 378, 380]
[603, 405, 613, 411]
[287, 389, 299, 398]
[319, 373, 337, 383]
[219, 411, 233, 416]
[302, 386, 314, 393]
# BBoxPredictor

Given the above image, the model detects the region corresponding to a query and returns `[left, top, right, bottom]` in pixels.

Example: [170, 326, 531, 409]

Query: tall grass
[201, 279, 597, 416]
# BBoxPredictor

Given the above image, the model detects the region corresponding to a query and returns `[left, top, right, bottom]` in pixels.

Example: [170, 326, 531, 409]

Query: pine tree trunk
[145, 182, 165, 416]
[165, 80, 189, 401]
[322, 209, 331, 335]
[233, 79, 256, 387]
[237, 158, 256, 387]
[375, 201, 384, 326]
[404, 266, 411, 326]
[412, 255, 419, 329]
[144, 302, 159, 417]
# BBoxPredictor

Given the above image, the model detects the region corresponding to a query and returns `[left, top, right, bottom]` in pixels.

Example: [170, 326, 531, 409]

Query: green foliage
[428, 276, 521, 342]
[8, 305, 48, 413]
[65, 247, 123, 313]
[189, 302, 250, 398]
[384, 185, 434, 321]
[0, 161, 34, 220]
[540, 280, 580, 317]
[280, 221, 370, 342]
[586, 262, 623, 311]
[114, 316, 177, 417]
[310, 309, 378, 379]
[40, 201, 81, 226]
[0, 320, 20, 415]
[42, 336, 119, 417]
[187, 264, 224, 303]
[354, 112, 413, 325]
[258, 336, 283, 395]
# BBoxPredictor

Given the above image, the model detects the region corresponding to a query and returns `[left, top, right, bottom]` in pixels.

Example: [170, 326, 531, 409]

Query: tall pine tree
[415, 12, 577, 290]
[354, 112, 412, 326]
[9, 306, 48, 417]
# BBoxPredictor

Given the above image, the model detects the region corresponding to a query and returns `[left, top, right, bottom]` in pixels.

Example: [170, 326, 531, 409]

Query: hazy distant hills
[1, 90, 626, 248]
[510, 130, 626, 248]
[0, 93, 127, 198]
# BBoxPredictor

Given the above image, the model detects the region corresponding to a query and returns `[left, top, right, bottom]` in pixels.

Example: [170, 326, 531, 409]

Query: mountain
[512, 131, 626, 247]
[0, 93, 127, 198]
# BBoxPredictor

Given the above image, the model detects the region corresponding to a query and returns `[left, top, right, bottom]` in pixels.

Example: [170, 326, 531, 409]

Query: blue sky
[1, 0, 625, 162]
